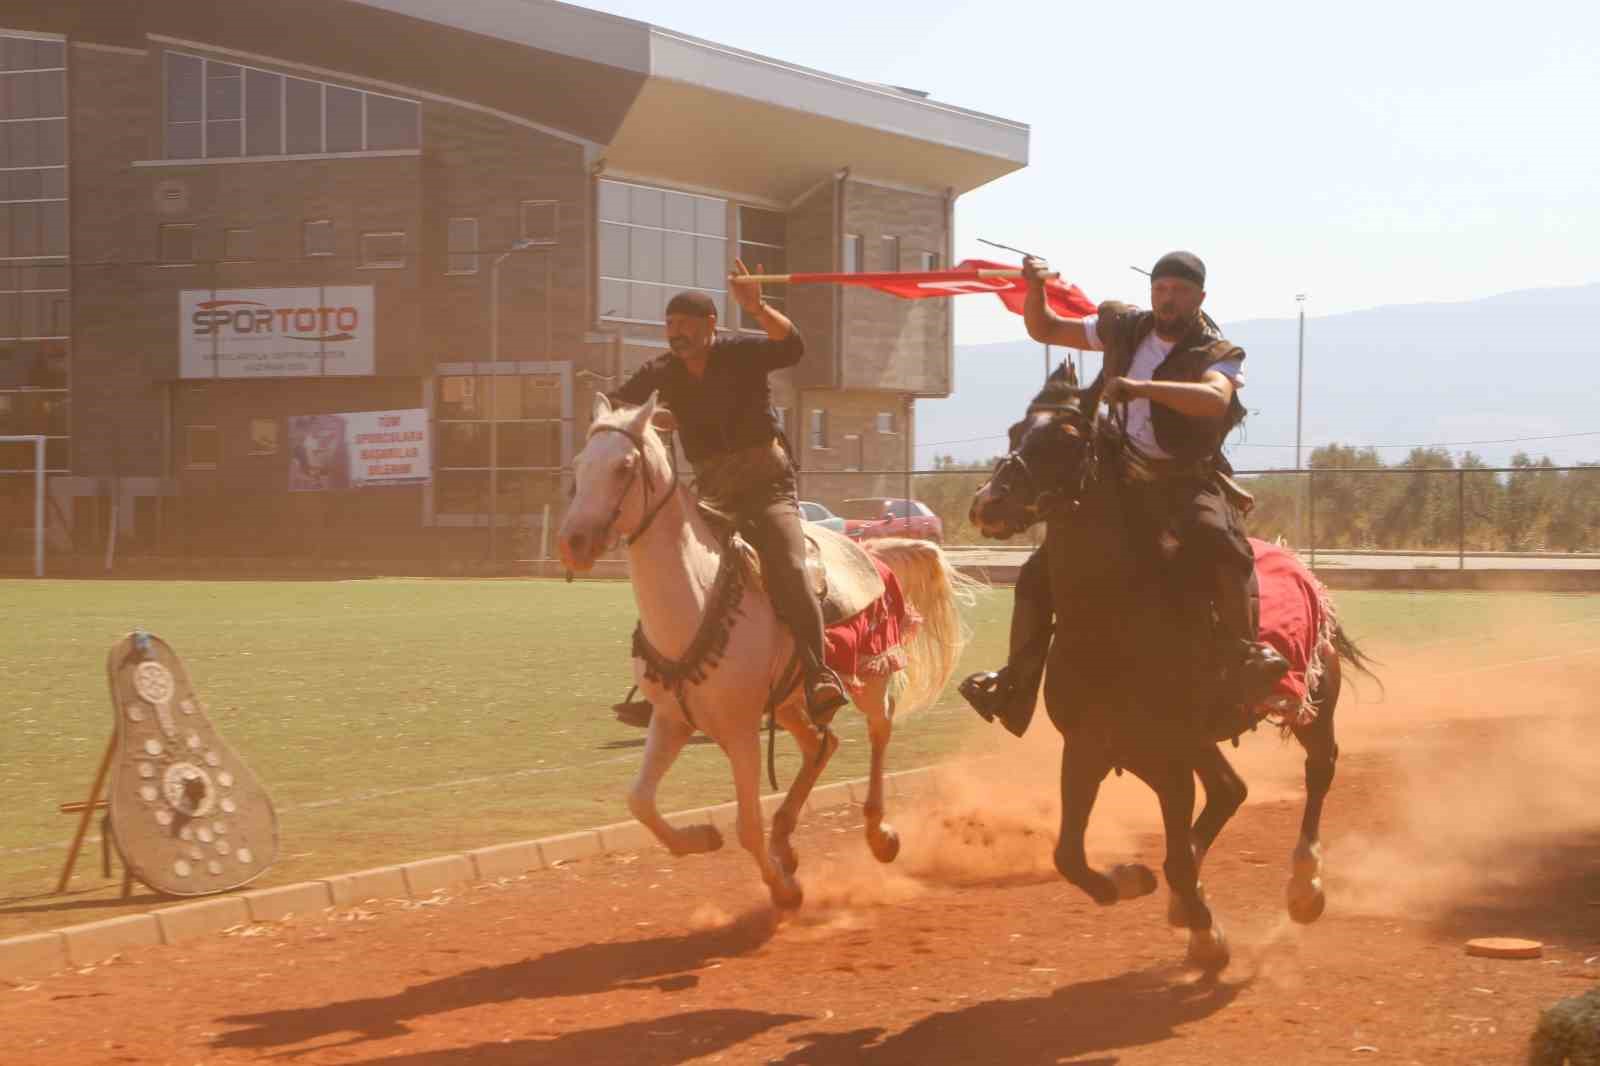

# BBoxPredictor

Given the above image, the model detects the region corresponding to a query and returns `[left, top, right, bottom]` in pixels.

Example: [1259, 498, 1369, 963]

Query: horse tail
[865, 537, 982, 717]
[1330, 620, 1383, 692]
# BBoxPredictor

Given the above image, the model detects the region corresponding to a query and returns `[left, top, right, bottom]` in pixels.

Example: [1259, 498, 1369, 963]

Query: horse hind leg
[856, 677, 900, 863]
[1287, 658, 1341, 924]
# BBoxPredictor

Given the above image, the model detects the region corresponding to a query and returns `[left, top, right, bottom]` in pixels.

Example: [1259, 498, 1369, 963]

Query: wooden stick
[736, 269, 1060, 284]
[59, 800, 109, 814]
[56, 736, 116, 894]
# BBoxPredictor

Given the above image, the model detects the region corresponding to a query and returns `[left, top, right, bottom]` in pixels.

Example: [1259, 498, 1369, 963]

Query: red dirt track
[5, 641, 1599, 1065]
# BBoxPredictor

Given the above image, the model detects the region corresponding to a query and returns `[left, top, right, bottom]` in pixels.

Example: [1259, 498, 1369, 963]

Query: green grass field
[1, 578, 1595, 938]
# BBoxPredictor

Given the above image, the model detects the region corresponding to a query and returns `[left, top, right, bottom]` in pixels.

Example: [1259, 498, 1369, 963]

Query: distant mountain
[918, 283, 1600, 470]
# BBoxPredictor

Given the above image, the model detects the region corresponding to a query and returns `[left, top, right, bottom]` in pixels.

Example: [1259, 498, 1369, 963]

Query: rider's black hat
[1151, 251, 1206, 288]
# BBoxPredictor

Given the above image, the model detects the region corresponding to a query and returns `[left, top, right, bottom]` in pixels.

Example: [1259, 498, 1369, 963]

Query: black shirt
[608, 330, 804, 464]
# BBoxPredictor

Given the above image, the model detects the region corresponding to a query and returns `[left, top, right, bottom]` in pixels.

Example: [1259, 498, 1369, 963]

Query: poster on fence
[288, 409, 430, 492]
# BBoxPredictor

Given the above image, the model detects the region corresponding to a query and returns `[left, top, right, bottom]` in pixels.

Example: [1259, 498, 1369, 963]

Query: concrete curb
[0, 764, 946, 982]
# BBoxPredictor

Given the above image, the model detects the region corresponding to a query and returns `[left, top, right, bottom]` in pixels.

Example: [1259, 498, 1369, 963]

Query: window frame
[221, 227, 255, 262]
[597, 177, 729, 326]
[519, 200, 559, 246]
[359, 230, 407, 270]
[876, 410, 897, 435]
[446, 217, 479, 276]
[881, 235, 901, 272]
[302, 218, 334, 258]
[809, 408, 828, 451]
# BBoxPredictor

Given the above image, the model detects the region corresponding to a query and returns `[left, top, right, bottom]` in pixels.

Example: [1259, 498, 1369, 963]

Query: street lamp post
[488, 238, 537, 562]
[1295, 293, 1308, 550]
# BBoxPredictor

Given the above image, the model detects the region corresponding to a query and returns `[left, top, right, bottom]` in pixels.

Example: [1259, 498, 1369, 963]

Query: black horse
[968, 364, 1376, 969]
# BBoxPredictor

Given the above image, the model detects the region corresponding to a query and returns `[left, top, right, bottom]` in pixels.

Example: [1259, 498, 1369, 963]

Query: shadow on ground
[208, 908, 778, 1054]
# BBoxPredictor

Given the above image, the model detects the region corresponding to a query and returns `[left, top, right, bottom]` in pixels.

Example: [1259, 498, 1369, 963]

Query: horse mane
[1029, 360, 1088, 415]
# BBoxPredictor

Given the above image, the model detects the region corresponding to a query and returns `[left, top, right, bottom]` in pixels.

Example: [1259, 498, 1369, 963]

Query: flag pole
[737, 269, 1057, 285]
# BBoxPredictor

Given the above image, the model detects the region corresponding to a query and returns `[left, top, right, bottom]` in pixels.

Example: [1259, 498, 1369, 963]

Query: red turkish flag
[781, 258, 1096, 318]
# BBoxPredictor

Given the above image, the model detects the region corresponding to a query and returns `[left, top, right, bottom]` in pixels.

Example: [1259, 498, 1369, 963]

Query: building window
[164, 51, 419, 160]
[520, 201, 558, 245]
[435, 372, 565, 515]
[774, 405, 787, 435]
[842, 433, 861, 472]
[876, 410, 896, 434]
[447, 217, 479, 275]
[0, 387, 68, 471]
[809, 408, 828, 450]
[303, 219, 334, 257]
[598, 178, 727, 324]
[919, 251, 941, 272]
[843, 233, 863, 273]
[882, 235, 901, 272]
[186, 425, 219, 468]
[737, 206, 785, 326]
[222, 227, 255, 262]
[249, 417, 279, 455]
[360, 231, 406, 269]
[159, 224, 196, 265]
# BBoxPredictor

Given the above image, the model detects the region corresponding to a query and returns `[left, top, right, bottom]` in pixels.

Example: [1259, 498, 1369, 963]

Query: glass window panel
[520, 201, 557, 243]
[22, 292, 67, 336]
[4, 70, 38, 119]
[664, 191, 695, 233]
[739, 241, 784, 276]
[37, 118, 64, 166]
[882, 235, 901, 271]
[629, 282, 665, 322]
[446, 218, 478, 274]
[438, 422, 489, 467]
[437, 375, 481, 419]
[206, 119, 242, 158]
[7, 121, 37, 166]
[523, 375, 562, 419]
[695, 196, 726, 237]
[324, 86, 362, 152]
[487, 375, 522, 419]
[0, 39, 20, 72]
[711, 292, 727, 321]
[284, 77, 322, 154]
[361, 232, 405, 267]
[496, 422, 535, 467]
[365, 94, 418, 149]
[43, 393, 68, 437]
[0, 126, 9, 167]
[694, 236, 725, 289]
[45, 435, 67, 470]
[0, 172, 8, 200]
[0, 206, 9, 257]
[598, 278, 628, 320]
[436, 470, 488, 513]
[0, 293, 15, 337]
[5, 168, 37, 200]
[165, 53, 203, 124]
[628, 227, 663, 283]
[663, 231, 694, 286]
[41, 167, 64, 198]
[10, 202, 37, 257]
[205, 63, 242, 120]
[843, 234, 862, 272]
[597, 180, 629, 223]
[23, 263, 67, 290]
[166, 122, 202, 160]
[629, 186, 663, 227]
[739, 207, 785, 247]
[303, 219, 334, 256]
[35, 40, 64, 69]
[598, 221, 629, 277]
[244, 69, 282, 155]
[39, 70, 66, 117]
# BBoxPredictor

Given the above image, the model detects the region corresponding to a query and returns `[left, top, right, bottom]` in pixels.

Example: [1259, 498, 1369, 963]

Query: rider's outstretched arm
[1022, 256, 1095, 349]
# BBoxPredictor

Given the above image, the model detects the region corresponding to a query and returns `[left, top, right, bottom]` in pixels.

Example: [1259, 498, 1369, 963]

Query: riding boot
[960, 551, 1053, 737]
[1214, 565, 1290, 718]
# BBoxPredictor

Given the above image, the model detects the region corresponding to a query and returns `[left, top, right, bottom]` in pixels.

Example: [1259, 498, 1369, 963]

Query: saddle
[724, 516, 885, 625]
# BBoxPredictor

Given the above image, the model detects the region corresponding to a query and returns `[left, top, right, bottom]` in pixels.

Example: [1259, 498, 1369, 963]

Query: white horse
[558, 393, 973, 909]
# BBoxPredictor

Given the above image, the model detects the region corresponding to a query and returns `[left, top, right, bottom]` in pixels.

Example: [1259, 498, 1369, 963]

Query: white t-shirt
[1081, 315, 1243, 460]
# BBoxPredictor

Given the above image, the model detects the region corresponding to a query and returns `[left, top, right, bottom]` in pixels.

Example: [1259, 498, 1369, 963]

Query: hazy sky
[570, 0, 1597, 343]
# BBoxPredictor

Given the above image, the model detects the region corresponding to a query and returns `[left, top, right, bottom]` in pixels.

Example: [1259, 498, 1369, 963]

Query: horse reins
[585, 423, 680, 548]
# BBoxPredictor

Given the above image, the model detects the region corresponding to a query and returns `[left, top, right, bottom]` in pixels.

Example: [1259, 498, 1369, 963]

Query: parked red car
[838, 498, 944, 544]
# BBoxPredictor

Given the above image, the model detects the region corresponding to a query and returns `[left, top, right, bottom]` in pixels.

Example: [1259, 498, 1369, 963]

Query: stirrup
[959, 669, 1011, 721]
[804, 668, 849, 725]
[612, 686, 654, 729]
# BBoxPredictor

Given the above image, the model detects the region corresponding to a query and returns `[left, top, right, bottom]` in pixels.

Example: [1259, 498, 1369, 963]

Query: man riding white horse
[604, 262, 850, 725]
[962, 250, 1290, 735]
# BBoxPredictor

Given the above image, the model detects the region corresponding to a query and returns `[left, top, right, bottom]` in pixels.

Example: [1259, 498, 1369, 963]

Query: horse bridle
[583, 423, 680, 548]
[991, 403, 1097, 522]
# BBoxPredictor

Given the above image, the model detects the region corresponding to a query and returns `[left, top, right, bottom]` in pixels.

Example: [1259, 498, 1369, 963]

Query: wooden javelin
[735, 269, 1060, 284]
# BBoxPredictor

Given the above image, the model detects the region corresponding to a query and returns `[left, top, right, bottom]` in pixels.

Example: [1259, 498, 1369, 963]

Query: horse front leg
[1287, 658, 1342, 923]
[1154, 760, 1229, 971]
[768, 694, 839, 878]
[627, 707, 722, 856]
[726, 729, 803, 910]
[1174, 744, 1248, 926]
[1053, 737, 1157, 905]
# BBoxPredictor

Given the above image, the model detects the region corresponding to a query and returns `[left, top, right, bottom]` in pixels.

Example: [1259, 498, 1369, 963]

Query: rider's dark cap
[1151, 251, 1206, 288]
[665, 291, 718, 319]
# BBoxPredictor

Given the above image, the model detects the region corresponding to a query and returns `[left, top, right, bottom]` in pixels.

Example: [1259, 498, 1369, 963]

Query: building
[0, 0, 1026, 563]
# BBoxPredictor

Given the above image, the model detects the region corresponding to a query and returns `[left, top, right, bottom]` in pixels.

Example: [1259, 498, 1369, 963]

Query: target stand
[55, 632, 279, 897]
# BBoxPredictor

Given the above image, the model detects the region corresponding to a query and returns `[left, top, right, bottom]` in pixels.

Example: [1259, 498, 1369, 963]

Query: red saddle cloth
[1251, 537, 1335, 726]
[823, 556, 919, 691]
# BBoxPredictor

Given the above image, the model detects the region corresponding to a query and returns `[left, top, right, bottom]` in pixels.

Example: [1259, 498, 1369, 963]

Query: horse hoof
[869, 825, 901, 864]
[1186, 926, 1230, 972]
[770, 878, 804, 912]
[1287, 878, 1326, 924]
[1111, 864, 1158, 901]
[774, 842, 799, 877]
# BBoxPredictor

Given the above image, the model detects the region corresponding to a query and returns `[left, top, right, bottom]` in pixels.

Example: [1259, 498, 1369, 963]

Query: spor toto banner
[288, 409, 430, 492]
[180, 286, 375, 378]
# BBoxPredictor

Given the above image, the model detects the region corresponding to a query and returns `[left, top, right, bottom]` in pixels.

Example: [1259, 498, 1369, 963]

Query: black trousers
[1015, 476, 1259, 645]
[719, 467, 828, 675]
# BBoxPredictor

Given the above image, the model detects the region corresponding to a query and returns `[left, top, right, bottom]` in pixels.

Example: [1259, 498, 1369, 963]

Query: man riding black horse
[606, 261, 850, 725]
[961, 250, 1290, 736]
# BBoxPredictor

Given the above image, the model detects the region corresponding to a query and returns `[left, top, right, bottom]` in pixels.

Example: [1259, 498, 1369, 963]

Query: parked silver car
[799, 500, 847, 534]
